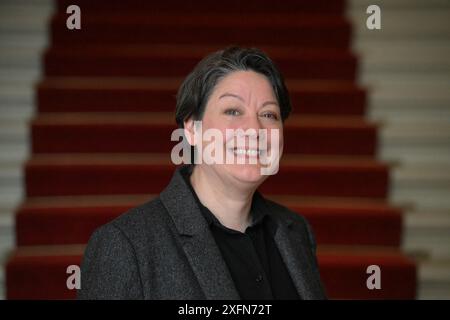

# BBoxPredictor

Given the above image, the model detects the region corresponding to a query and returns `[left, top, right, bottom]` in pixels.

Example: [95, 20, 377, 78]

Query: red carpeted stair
[15, 195, 402, 247]
[44, 45, 358, 79]
[37, 78, 367, 115]
[6, 0, 416, 299]
[7, 245, 415, 300]
[31, 113, 378, 155]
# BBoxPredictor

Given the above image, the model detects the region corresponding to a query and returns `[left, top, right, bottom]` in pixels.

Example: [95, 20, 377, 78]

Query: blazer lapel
[160, 166, 240, 300]
[180, 223, 240, 300]
[273, 223, 325, 299]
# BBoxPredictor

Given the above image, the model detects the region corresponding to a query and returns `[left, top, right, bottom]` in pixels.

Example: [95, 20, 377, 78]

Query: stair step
[0, 187, 23, 209]
[392, 165, 450, 210]
[348, 0, 450, 10]
[24, 154, 389, 198]
[392, 167, 450, 219]
[418, 258, 450, 299]
[0, 1, 53, 17]
[37, 78, 367, 115]
[349, 7, 450, 38]
[0, 51, 42, 70]
[370, 79, 450, 102]
[0, 145, 28, 163]
[372, 108, 450, 124]
[381, 152, 450, 166]
[368, 81, 450, 121]
[5, 244, 416, 299]
[0, 85, 34, 106]
[0, 105, 34, 122]
[0, 120, 28, 144]
[0, 15, 49, 34]
[381, 122, 450, 147]
[0, 71, 41, 88]
[394, 165, 450, 190]
[31, 113, 377, 156]
[356, 43, 450, 74]
[0, 163, 22, 190]
[15, 194, 402, 246]
[404, 209, 450, 259]
[0, 34, 49, 49]
[50, 13, 351, 47]
[44, 45, 357, 80]
[0, 210, 14, 260]
[55, 0, 345, 14]
[318, 245, 416, 299]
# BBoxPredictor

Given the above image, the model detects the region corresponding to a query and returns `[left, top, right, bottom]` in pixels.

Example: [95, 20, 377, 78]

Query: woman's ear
[183, 117, 196, 146]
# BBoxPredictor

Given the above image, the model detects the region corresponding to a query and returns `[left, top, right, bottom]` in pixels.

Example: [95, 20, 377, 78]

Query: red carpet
[32, 113, 377, 155]
[6, 246, 415, 300]
[24, 154, 389, 198]
[16, 195, 402, 247]
[37, 78, 367, 115]
[49, 13, 351, 46]
[6, 0, 416, 299]
[45, 45, 358, 79]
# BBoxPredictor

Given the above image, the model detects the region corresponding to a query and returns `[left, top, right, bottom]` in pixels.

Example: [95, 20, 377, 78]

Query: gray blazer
[78, 166, 326, 299]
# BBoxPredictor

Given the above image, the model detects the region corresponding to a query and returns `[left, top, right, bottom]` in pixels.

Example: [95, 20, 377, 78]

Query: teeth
[232, 148, 261, 157]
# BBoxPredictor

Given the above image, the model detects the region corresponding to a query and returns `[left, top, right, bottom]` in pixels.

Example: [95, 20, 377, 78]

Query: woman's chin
[224, 163, 266, 186]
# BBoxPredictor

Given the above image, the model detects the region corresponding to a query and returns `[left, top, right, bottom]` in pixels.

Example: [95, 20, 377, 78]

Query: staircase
[0, 0, 53, 299]
[5, 0, 418, 299]
[348, 0, 450, 299]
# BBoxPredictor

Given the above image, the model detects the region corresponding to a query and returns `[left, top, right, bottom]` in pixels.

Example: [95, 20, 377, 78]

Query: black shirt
[182, 170, 300, 300]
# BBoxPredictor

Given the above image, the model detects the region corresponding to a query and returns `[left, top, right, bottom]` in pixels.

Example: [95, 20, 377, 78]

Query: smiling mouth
[229, 147, 267, 157]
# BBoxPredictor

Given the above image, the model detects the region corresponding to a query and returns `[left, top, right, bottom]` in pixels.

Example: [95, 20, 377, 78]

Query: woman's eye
[224, 109, 241, 116]
[261, 113, 279, 120]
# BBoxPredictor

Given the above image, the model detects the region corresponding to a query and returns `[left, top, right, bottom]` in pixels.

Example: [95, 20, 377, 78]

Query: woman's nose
[237, 115, 263, 148]
[242, 114, 262, 133]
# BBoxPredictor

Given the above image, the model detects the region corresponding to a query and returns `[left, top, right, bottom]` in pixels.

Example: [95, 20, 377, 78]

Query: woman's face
[187, 70, 284, 189]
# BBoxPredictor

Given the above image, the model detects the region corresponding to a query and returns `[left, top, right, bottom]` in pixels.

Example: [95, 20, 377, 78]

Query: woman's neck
[190, 165, 255, 233]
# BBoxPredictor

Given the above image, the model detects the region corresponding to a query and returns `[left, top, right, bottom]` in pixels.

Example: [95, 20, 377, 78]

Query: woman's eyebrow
[261, 101, 279, 107]
[219, 93, 278, 107]
[218, 93, 245, 102]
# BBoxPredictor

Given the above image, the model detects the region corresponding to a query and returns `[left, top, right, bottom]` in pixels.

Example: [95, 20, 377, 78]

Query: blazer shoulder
[79, 213, 144, 299]
[264, 198, 318, 251]
[264, 198, 308, 226]
[107, 196, 166, 235]
[93, 196, 169, 249]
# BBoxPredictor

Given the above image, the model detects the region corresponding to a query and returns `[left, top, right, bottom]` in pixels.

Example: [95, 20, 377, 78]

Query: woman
[78, 47, 326, 300]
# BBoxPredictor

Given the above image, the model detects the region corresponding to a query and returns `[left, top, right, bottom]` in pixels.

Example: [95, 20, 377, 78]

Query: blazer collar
[160, 165, 239, 299]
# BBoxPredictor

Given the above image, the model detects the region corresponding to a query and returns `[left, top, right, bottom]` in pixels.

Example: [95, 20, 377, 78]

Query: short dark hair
[175, 46, 292, 128]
